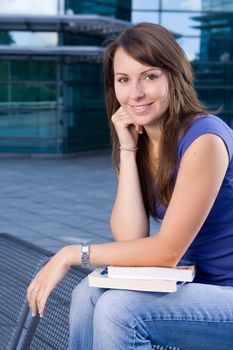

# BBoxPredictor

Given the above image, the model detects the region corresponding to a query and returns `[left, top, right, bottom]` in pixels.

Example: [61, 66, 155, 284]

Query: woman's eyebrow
[114, 68, 161, 76]
[114, 72, 128, 76]
[140, 68, 161, 75]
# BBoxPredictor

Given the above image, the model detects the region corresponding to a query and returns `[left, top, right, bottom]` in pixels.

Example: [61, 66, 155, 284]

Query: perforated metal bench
[0, 233, 88, 350]
[0, 233, 183, 350]
[0, 233, 50, 350]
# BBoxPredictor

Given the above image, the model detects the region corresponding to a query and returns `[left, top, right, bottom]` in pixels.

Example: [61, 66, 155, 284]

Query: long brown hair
[103, 22, 207, 217]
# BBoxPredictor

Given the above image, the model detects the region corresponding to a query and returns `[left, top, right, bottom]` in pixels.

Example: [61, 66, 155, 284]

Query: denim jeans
[68, 277, 233, 350]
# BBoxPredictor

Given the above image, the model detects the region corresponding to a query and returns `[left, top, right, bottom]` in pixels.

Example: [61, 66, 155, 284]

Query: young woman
[27, 23, 233, 349]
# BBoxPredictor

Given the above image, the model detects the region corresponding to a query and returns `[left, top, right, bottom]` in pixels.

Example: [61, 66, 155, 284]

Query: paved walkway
[0, 152, 160, 253]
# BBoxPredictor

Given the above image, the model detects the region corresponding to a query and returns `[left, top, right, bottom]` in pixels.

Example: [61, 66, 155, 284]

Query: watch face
[82, 245, 89, 254]
[81, 244, 90, 268]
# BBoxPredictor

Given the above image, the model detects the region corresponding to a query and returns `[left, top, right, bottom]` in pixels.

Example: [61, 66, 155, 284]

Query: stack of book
[88, 262, 196, 293]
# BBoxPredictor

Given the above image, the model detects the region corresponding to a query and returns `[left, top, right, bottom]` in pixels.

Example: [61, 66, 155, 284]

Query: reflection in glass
[132, 11, 159, 24]
[162, 0, 201, 11]
[0, 61, 8, 80]
[11, 84, 56, 103]
[192, 12, 233, 62]
[161, 12, 202, 36]
[202, 0, 233, 11]
[192, 62, 232, 87]
[0, 32, 14, 45]
[133, 0, 159, 10]
[10, 61, 57, 81]
[0, 0, 58, 15]
[0, 110, 57, 137]
[65, 0, 131, 21]
[9, 32, 58, 47]
[177, 37, 200, 61]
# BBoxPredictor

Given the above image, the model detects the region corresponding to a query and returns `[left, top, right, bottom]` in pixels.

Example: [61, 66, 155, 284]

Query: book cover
[88, 267, 182, 293]
[107, 261, 196, 282]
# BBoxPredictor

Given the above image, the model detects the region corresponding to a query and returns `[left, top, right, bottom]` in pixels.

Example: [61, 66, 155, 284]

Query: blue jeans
[68, 277, 233, 350]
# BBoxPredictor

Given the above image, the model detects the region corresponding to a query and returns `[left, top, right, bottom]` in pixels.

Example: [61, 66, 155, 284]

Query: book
[88, 267, 184, 293]
[107, 261, 195, 282]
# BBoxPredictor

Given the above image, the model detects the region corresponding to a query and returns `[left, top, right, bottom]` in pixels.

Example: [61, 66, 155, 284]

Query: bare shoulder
[181, 133, 229, 168]
[156, 133, 229, 264]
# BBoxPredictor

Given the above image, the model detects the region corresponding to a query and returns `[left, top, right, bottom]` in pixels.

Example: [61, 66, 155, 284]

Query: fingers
[26, 248, 71, 319]
[135, 125, 143, 134]
[27, 283, 50, 318]
[112, 108, 143, 134]
[31, 288, 40, 317]
[111, 109, 132, 128]
[27, 276, 46, 318]
[27, 283, 40, 317]
[36, 288, 50, 318]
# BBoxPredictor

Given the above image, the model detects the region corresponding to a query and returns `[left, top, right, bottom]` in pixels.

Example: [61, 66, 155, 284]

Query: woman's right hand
[111, 107, 143, 149]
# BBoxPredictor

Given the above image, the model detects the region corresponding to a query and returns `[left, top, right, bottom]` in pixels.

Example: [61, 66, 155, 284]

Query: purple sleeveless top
[155, 115, 233, 286]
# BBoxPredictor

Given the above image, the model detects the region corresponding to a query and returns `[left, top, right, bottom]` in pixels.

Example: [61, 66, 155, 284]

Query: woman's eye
[146, 74, 158, 80]
[118, 77, 128, 83]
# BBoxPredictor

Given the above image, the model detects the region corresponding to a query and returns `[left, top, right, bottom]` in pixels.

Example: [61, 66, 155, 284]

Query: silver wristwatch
[81, 243, 90, 268]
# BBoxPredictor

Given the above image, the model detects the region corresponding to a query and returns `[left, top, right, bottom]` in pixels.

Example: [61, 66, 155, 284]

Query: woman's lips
[130, 103, 153, 114]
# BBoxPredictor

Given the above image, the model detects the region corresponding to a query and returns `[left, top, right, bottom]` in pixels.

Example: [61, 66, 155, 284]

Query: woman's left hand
[27, 246, 73, 318]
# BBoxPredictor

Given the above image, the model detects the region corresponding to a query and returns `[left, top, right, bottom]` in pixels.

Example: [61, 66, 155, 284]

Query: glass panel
[193, 60, 233, 126]
[132, 10, 159, 24]
[62, 63, 104, 109]
[162, 0, 201, 11]
[0, 61, 8, 80]
[65, 0, 131, 20]
[0, 32, 14, 45]
[197, 86, 233, 111]
[199, 33, 232, 62]
[161, 12, 202, 36]
[132, 0, 159, 23]
[162, 0, 233, 11]
[177, 37, 201, 61]
[10, 84, 57, 103]
[192, 14, 233, 62]
[192, 62, 233, 87]
[10, 61, 57, 81]
[63, 32, 102, 46]
[9, 32, 58, 47]
[133, 0, 159, 10]
[0, 84, 8, 102]
[0, 77, 58, 152]
[61, 60, 108, 152]
[0, 0, 58, 15]
[202, 0, 233, 11]
[0, 110, 56, 137]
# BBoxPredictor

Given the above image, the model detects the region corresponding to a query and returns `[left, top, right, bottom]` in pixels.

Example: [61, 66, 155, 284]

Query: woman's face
[113, 47, 170, 128]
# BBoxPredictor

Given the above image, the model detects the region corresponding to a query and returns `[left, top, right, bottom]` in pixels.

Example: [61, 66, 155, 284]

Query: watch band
[81, 243, 90, 268]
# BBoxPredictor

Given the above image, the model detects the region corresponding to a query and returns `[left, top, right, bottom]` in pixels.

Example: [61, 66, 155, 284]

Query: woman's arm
[110, 107, 149, 241]
[157, 133, 229, 258]
[67, 134, 229, 267]
[28, 133, 229, 318]
[110, 149, 149, 241]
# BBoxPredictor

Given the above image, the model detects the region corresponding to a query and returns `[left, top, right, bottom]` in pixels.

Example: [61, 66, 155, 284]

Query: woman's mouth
[130, 103, 153, 113]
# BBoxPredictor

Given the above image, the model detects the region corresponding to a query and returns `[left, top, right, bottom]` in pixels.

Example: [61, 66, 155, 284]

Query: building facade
[0, 0, 131, 154]
[0, 1, 232, 155]
[132, 0, 233, 127]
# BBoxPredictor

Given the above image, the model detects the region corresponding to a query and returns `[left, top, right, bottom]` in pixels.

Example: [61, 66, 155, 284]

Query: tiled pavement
[0, 152, 160, 253]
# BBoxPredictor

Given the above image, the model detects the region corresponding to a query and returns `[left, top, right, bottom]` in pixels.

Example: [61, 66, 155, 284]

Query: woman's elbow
[110, 217, 149, 241]
[110, 217, 125, 241]
[153, 233, 182, 267]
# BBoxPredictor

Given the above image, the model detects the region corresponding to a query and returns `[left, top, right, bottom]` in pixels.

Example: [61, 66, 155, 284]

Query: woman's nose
[131, 82, 145, 100]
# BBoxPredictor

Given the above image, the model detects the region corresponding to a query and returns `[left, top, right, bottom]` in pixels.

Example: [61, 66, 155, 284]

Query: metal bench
[0, 233, 49, 350]
[0, 233, 88, 350]
[0, 233, 182, 350]
[21, 266, 88, 349]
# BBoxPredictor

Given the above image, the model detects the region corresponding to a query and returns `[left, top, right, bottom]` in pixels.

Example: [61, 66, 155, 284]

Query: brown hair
[103, 22, 207, 217]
